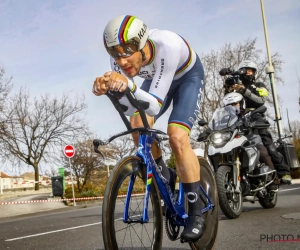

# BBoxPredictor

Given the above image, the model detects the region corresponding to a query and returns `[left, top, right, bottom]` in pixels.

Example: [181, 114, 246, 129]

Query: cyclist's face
[114, 52, 142, 78]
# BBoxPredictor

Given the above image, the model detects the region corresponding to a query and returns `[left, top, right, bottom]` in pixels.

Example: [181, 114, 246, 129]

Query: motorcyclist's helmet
[238, 60, 257, 83]
[223, 92, 245, 115]
[103, 15, 148, 60]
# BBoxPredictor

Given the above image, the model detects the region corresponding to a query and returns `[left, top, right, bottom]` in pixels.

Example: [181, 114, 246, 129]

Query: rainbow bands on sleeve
[132, 110, 140, 116]
[131, 93, 162, 117]
[175, 36, 192, 75]
[150, 93, 163, 108]
[131, 82, 137, 93]
[146, 39, 156, 65]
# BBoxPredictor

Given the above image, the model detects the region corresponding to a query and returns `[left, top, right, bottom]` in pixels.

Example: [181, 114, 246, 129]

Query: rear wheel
[216, 165, 242, 219]
[189, 157, 219, 250]
[102, 156, 163, 250]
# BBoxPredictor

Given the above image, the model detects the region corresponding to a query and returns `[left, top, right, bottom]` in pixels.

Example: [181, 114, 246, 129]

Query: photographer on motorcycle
[223, 60, 292, 185]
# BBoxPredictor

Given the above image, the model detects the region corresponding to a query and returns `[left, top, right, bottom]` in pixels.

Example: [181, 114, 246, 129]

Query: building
[0, 172, 51, 190]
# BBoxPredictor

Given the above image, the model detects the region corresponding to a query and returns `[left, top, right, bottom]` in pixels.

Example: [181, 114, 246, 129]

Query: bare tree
[0, 67, 13, 111]
[0, 67, 13, 159]
[289, 121, 300, 141]
[42, 166, 58, 177]
[297, 70, 300, 113]
[108, 134, 136, 161]
[0, 88, 89, 190]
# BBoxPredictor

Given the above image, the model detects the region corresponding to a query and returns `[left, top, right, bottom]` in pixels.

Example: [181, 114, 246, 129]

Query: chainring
[164, 209, 180, 241]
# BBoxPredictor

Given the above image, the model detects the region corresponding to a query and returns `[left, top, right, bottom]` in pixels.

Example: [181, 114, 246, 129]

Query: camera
[219, 67, 246, 87]
[225, 75, 240, 86]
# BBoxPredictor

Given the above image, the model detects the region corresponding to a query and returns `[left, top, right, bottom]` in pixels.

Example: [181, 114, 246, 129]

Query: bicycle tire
[189, 157, 219, 250]
[102, 156, 163, 250]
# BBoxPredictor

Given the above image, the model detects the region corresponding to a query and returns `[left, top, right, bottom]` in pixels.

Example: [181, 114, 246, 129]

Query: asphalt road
[0, 184, 299, 250]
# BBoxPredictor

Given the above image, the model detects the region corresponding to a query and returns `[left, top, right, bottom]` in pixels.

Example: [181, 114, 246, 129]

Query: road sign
[64, 145, 76, 206]
[64, 145, 75, 158]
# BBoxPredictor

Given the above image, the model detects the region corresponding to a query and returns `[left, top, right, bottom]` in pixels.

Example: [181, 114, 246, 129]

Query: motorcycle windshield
[209, 106, 238, 130]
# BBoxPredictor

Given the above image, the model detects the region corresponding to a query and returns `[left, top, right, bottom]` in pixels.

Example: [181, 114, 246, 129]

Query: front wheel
[189, 157, 219, 250]
[259, 191, 278, 209]
[216, 165, 243, 219]
[102, 156, 163, 250]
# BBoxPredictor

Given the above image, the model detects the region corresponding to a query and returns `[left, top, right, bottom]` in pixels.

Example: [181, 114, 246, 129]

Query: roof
[21, 172, 35, 180]
[0, 172, 11, 178]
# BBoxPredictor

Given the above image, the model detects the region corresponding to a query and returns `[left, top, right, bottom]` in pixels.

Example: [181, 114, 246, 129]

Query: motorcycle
[196, 92, 278, 219]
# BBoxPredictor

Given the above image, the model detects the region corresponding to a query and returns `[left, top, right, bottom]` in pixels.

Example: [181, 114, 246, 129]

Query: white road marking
[5, 216, 133, 242]
[279, 187, 300, 192]
[5, 222, 102, 241]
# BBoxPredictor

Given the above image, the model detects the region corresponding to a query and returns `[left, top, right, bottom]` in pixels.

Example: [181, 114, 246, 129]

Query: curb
[0, 190, 52, 201]
[292, 179, 300, 184]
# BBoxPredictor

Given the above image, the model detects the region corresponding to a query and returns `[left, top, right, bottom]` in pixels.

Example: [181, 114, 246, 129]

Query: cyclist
[226, 60, 292, 185]
[93, 15, 205, 242]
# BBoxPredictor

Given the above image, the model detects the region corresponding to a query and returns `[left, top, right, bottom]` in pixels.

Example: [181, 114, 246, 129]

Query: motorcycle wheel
[216, 165, 243, 219]
[258, 191, 277, 209]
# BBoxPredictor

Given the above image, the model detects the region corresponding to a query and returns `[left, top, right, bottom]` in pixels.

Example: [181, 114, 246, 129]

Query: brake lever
[93, 139, 107, 158]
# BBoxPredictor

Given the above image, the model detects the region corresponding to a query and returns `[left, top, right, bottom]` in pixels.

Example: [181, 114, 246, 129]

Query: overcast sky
[0, 0, 300, 174]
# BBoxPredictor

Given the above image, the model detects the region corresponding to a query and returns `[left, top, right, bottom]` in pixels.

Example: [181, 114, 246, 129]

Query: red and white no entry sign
[64, 145, 75, 158]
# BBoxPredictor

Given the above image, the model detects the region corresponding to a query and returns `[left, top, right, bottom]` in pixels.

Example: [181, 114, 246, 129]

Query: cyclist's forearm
[119, 96, 137, 116]
[126, 80, 161, 116]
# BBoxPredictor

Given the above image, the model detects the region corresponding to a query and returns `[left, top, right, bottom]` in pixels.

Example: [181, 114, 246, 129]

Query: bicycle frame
[124, 131, 188, 225]
[95, 89, 215, 227]
[124, 131, 215, 226]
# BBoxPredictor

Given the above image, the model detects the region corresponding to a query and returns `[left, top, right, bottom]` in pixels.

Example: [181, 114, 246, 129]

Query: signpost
[64, 145, 76, 206]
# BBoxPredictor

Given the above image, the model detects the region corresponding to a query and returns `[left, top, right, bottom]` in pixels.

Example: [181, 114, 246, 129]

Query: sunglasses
[106, 43, 139, 59]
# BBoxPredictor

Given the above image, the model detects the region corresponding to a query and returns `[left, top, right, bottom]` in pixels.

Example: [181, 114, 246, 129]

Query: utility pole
[260, 0, 283, 139]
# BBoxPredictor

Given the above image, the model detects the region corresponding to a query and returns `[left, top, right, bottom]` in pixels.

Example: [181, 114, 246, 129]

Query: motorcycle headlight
[209, 131, 232, 148]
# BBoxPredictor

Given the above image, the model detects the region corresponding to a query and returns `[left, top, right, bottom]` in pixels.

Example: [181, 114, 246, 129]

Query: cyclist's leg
[166, 54, 205, 241]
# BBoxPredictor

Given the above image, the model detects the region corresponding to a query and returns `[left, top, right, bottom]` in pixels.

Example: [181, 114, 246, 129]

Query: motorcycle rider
[223, 92, 279, 191]
[224, 60, 292, 185]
